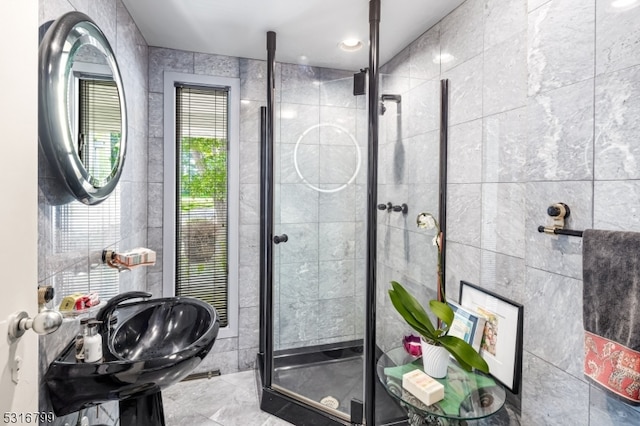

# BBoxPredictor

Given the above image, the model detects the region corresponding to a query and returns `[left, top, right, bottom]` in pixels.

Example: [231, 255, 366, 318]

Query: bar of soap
[116, 248, 157, 266]
[402, 369, 445, 406]
[59, 293, 84, 311]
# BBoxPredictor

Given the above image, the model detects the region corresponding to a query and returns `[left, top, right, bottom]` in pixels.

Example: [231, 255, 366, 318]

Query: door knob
[273, 234, 288, 244]
[8, 309, 63, 341]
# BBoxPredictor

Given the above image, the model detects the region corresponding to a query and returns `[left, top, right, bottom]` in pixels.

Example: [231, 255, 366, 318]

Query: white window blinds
[78, 78, 121, 185]
[175, 85, 229, 327]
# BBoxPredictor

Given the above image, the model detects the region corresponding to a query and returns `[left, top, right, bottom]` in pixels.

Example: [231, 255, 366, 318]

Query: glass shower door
[270, 63, 368, 421]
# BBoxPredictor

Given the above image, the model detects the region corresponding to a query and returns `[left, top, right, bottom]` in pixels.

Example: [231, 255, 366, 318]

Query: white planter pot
[420, 338, 449, 378]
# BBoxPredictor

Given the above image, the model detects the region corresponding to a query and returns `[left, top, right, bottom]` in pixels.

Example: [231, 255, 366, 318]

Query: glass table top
[377, 347, 506, 422]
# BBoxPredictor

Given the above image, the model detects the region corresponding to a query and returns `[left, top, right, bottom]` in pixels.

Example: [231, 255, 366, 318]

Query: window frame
[163, 72, 240, 339]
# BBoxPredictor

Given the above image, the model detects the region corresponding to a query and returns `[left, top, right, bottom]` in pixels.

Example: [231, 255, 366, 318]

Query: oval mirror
[39, 11, 127, 205]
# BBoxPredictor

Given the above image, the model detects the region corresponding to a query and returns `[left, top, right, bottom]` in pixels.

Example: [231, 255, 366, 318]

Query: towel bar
[538, 202, 583, 237]
[537, 226, 583, 237]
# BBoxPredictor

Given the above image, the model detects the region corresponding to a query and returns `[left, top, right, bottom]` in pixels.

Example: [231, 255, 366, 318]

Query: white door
[0, 0, 39, 419]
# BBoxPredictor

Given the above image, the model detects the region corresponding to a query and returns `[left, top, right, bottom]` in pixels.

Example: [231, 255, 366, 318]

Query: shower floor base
[274, 354, 363, 416]
[265, 342, 409, 425]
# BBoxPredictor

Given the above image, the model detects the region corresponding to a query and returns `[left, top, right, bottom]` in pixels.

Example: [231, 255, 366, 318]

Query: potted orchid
[389, 212, 489, 378]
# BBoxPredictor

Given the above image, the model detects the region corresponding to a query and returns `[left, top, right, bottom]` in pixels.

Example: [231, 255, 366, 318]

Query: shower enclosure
[257, 1, 447, 424]
[259, 28, 373, 424]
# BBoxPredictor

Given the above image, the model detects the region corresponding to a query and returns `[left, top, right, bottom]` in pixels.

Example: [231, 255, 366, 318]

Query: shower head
[353, 69, 367, 96]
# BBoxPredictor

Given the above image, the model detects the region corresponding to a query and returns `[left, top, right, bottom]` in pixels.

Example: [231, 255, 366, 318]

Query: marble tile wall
[274, 65, 368, 351]
[376, 21, 443, 352]
[38, 0, 149, 424]
[377, 0, 640, 423]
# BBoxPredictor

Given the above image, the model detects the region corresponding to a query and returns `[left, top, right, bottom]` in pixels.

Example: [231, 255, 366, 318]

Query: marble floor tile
[164, 370, 293, 426]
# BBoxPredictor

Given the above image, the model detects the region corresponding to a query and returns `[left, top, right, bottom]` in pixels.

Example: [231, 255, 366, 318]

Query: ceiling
[121, 0, 464, 71]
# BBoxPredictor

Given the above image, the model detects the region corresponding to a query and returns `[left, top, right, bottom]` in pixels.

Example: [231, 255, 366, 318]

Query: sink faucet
[96, 291, 151, 334]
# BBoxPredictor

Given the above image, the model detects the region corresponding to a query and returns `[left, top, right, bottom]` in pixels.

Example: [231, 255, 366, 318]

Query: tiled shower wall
[377, 0, 640, 424]
[38, 0, 149, 424]
[375, 50, 443, 352]
[146, 48, 369, 368]
[273, 66, 368, 351]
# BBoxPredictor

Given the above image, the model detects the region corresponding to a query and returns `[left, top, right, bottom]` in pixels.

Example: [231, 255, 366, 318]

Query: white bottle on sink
[83, 320, 103, 363]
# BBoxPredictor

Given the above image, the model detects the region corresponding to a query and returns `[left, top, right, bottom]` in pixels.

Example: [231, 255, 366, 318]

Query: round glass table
[377, 347, 506, 426]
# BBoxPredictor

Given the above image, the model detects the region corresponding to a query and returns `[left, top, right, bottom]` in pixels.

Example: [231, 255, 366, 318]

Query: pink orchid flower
[403, 334, 422, 357]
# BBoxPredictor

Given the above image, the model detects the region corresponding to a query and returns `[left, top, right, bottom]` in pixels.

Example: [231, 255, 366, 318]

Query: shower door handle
[273, 234, 288, 244]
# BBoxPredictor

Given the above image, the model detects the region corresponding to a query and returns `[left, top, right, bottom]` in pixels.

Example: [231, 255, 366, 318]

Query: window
[164, 73, 239, 338]
[176, 86, 229, 326]
[78, 79, 121, 184]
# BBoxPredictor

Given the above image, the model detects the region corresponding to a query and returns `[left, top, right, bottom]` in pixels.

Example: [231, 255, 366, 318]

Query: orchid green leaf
[428, 300, 454, 332]
[440, 335, 489, 373]
[390, 281, 436, 335]
[388, 289, 435, 339]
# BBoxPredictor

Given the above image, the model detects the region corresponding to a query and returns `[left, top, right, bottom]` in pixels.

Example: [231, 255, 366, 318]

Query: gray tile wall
[377, 0, 640, 423]
[38, 0, 149, 424]
[376, 21, 443, 352]
[274, 64, 368, 351]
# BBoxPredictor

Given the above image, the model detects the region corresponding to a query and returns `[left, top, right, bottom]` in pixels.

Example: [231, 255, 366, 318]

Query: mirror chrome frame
[39, 11, 127, 205]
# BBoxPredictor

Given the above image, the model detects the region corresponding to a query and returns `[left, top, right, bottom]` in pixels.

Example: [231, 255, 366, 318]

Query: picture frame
[459, 280, 524, 394]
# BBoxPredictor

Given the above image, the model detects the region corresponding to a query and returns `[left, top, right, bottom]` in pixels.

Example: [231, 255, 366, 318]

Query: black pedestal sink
[44, 294, 219, 425]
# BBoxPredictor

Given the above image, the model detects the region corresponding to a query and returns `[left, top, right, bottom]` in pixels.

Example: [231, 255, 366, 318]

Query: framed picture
[459, 281, 524, 394]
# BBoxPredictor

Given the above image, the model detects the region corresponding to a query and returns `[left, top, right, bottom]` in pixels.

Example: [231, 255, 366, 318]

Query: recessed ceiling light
[339, 39, 363, 52]
[612, 0, 638, 7]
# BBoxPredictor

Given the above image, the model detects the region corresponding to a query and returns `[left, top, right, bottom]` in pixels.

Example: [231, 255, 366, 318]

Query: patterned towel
[582, 229, 640, 404]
